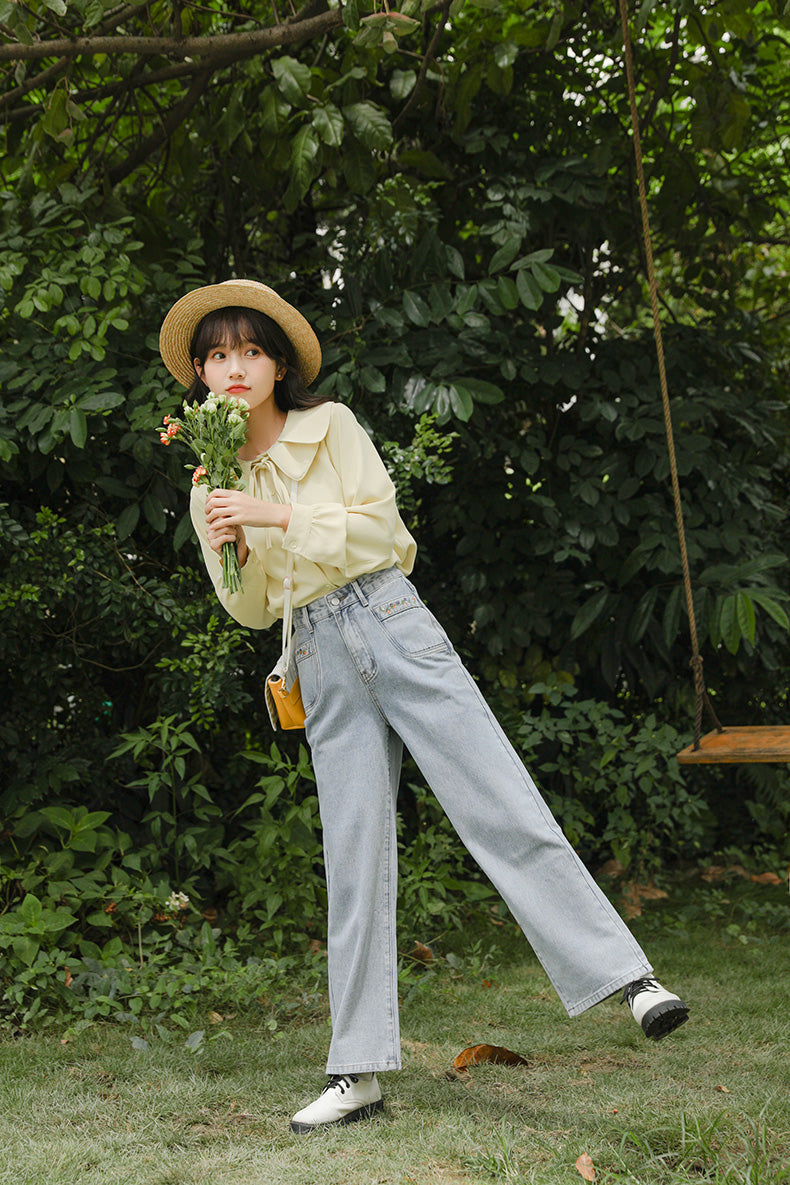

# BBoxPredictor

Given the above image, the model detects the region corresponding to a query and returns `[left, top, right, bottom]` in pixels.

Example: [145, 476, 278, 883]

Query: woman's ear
[193, 359, 204, 382]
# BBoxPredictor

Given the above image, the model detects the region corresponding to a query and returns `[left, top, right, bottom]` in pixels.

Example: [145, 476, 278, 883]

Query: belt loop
[295, 603, 314, 636]
[351, 577, 369, 607]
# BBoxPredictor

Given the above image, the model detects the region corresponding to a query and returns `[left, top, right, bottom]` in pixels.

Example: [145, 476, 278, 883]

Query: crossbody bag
[265, 479, 306, 731]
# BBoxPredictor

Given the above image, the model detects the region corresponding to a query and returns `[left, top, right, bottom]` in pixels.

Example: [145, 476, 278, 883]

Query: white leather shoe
[290, 1073, 384, 1133]
[622, 977, 689, 1040]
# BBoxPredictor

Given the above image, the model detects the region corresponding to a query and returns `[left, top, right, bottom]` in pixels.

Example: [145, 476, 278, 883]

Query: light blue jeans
[292, 567, 652, 1074]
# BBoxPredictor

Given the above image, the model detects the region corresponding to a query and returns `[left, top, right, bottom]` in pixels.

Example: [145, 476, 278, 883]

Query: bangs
[190, 306, 296, 365]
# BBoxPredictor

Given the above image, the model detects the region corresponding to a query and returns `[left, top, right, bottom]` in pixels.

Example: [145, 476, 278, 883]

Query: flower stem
[221, 541, 243, 594]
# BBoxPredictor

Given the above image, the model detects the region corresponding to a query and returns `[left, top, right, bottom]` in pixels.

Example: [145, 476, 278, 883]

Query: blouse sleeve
[281, 403, 415, 578]
[189, 484, 276, 630]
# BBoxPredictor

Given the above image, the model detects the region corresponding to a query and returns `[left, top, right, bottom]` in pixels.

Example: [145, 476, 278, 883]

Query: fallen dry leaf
[411, 942, 434, 965]
[64, 967, 73, 988]
[751, 872, 782, 885]
[620, 880, 668, 919]
[208, 1011, 223, 1024]
[452, 1044, 530, 1073]
[715, 1084, 731, 1093]
[598, 859, 626, 879]
[575, 1152, 596, 1181]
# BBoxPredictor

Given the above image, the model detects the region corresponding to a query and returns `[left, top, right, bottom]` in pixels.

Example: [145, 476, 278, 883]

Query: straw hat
[159, 278, 322, 387]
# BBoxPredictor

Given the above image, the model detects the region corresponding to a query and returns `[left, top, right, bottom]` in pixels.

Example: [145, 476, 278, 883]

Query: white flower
[234, 397, 250, 412]
[228, 412, 243, 425]
[203, 400, 218, 414]
[166, 890, 190, 913]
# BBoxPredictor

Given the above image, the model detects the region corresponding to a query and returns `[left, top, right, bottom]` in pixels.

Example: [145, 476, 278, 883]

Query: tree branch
[392, 2, 449, 135]
[0, 7, 341, 63]
[106, 65, 212, 185]
[0, 56, 70, 110]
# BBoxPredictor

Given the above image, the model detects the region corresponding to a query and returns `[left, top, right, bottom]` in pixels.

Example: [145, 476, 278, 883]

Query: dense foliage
[1, 0, 789, 1024]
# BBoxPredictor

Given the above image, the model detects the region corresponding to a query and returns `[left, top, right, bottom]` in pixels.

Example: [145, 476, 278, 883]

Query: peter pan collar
[247, 402, 333, 482]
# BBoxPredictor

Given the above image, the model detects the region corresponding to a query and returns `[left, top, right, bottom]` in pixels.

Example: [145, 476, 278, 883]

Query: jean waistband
[294, 566, 404, 628]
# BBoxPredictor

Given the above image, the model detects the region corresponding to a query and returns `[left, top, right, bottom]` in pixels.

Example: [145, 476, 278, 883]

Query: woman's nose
[228, 354, 245, 376]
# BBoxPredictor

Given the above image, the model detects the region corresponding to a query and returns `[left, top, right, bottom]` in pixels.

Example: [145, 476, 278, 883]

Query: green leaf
[142, 494, 166, 533]
[391, 69, 417, 100]
[344, 102, 393, 150]
[287, 125, 320, 206]
[750, 592, 790, 631]
[12, 936, 39, 966]
[628, 586, 658, 644]
[312, 105, 344, 148]
[516, 269, 543, 310]
[570, 589, 610, 640]
[272, 57, 312, 106]
[116, 503, 139, 541]
[719, 594, 741, 654]
[20, 894, 42, 927]
[341, 0, 360, 29]
[69, 408, 87, 449]
[663, 583, 684, 648]
[496, 276, 519, 310]
[532, 262, 562, 293]
[403, 291, 431, 327]
[489, 237, 522, 274]
[448, 385, 474, 421]
[446, 246, 465, 279]
[342, 142, 377, 193]
[260, 87, 290, 134]
[173, 511, 194, 552]
[512, 249, 554, 268]
[452, 378, 504, 405]
[735, 592, 756, 646]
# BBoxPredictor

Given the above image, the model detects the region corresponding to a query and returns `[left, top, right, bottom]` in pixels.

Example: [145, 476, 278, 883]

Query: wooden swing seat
[677, 726, 790, 764]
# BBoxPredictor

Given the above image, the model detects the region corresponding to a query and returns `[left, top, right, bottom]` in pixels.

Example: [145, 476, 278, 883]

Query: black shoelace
[323, 1073, 359, 1095]
[620, 976, 658, 1005]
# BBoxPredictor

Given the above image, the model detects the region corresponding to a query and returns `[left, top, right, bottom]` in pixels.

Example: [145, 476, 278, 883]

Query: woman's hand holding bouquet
[158, 391, 250, 593]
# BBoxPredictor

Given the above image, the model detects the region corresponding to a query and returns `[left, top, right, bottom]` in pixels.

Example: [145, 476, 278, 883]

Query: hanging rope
[616, 0, 723, 747]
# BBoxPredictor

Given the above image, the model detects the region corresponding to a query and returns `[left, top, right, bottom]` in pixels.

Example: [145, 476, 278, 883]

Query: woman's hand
[205, 488, 292, 562]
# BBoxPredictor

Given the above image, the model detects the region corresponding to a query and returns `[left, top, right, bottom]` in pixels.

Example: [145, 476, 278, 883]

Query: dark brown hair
[186, 306, 326, 412]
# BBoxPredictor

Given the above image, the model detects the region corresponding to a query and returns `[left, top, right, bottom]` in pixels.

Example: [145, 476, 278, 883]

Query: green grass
[1, 880, 788, 1185]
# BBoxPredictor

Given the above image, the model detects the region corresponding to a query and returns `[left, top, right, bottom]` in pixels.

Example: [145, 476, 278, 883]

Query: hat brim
[159, 279, 322, 388]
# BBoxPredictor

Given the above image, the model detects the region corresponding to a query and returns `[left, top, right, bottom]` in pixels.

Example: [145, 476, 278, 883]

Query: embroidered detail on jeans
[375, 595, 419, 618]
[295, 642, 314, 662]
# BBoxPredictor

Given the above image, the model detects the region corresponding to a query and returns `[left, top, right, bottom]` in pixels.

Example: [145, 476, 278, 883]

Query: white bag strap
[279, 478, 299, 671]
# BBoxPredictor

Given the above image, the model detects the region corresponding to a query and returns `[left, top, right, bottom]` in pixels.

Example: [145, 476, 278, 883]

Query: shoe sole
[641, 999, 690, 1040]
[290, 1098, 384, 1134]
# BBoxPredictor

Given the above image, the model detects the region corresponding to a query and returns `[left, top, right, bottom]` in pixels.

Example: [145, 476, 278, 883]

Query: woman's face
[195, 339, 282, 413]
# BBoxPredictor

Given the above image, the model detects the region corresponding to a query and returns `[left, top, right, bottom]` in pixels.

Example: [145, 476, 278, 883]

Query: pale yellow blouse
[189, 401, 417, 630]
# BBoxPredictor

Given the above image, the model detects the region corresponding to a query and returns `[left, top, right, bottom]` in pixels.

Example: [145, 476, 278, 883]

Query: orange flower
[166, 422, 180, 438]
[192, 466, 207, 484]
[163, 415, 171, 425]
[159, 432, 170, 445]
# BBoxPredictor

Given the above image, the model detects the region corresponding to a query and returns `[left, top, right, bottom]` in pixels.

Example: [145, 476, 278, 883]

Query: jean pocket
[294, 635, 321, 714]
[372, 592, 451, 657]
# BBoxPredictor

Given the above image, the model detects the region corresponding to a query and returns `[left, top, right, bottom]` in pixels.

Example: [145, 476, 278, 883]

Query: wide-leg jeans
[292, 567, 652, 1074]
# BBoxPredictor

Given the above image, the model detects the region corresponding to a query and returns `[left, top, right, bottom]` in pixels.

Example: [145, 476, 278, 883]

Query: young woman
[159, 279, 689, 1134]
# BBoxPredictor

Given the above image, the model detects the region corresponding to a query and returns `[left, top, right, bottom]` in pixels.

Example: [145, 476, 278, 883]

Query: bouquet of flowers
[158, 391, 250, 593]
